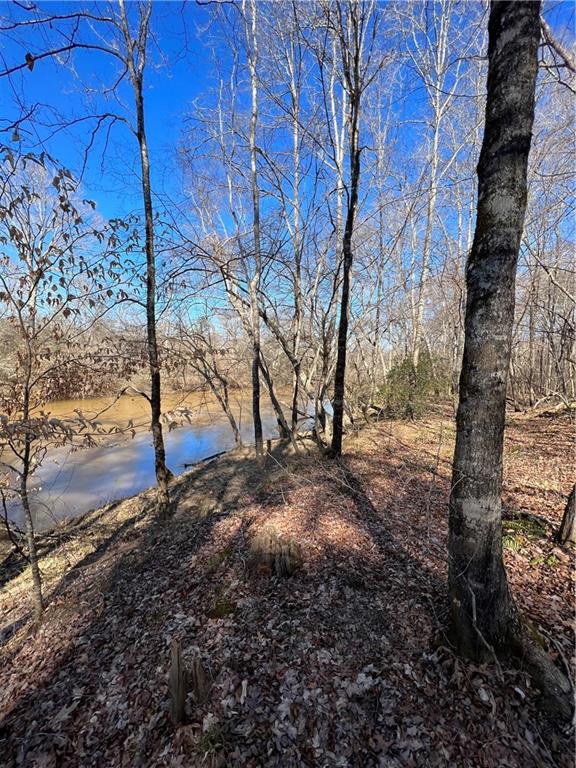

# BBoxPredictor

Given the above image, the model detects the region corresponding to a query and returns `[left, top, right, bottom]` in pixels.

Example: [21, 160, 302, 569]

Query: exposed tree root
[510, 631, 574, 722]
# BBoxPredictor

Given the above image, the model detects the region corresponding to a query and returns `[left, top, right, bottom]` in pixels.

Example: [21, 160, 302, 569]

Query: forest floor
[0, 407, 574, 768]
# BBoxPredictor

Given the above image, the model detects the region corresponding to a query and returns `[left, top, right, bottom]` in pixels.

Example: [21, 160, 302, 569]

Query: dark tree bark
[249, 293, 264, 457]
[331, 2, 364, 458]
[331, 107, 360, 457]
[245, 0, 264, 456]
[449, 0, 541, 659]
[556, 484, 575, 544]
[448, 1, 571, 718]
[119, 0, 171, 515]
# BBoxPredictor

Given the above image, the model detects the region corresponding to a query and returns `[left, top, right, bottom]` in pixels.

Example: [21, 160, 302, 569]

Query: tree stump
[247, 527, 303, 577]
[168, 639, 211, 727]
[168, 638, 188, 725]
[190, 656, 210, 704]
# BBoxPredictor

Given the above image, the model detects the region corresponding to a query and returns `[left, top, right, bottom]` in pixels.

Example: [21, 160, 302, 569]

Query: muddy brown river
[4, 390, 285, 530]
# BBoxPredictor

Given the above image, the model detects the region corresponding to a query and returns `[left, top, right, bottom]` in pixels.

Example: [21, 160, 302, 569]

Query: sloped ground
[0, 410, 573, 767]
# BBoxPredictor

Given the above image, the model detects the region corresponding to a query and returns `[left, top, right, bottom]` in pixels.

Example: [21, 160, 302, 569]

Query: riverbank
[0, 411, 573, 767]
[3, 389, 289, 530]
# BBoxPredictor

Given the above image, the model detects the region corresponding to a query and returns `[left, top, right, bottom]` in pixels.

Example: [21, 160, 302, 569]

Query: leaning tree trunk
[200, 366, 243, 448]
[448, 1, 571, 718]
[556, 484, 575, 544]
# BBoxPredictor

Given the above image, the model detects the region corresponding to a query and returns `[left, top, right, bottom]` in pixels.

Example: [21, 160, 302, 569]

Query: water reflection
[6, 400, 280, 531]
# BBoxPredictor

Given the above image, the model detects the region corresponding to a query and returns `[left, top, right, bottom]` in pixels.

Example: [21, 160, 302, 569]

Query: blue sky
[1, 1, 222, 218]
[1, 0, 574, 227]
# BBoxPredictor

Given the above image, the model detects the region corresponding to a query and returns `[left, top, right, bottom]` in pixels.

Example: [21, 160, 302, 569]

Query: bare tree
[328, 0, 381, 457]
[117, 0, 172, 513]
[0, 149, 120, 621]
[0, 2, 173, 515]
[173, 317, 243, 447]
[241, 0, 265, 455]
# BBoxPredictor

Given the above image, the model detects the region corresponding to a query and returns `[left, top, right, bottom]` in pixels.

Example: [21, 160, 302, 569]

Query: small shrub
[377, 350, 446, 419]
[529, 553, 559, 568]
[503, 517, 548, 556]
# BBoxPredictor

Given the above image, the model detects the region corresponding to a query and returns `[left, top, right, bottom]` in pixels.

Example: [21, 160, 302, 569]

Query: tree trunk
[201, 367, 243, 447]
[21, 441, 43, 625]
[220, 382, 242, 447]
[448, 4, 572, 718]
[258, 357, 290, 440]
[331, 91, 361, 457]
[289, 30, 302, 435]
[449, 0, 540, 657]
[250, 325, 264, 455]
[245, 0, 264, 456]
[21, 306, 43, 623]
[557, 484, 575, 544]
[119, 0, 171, 515]
[412, 121, 440, 369]
[409, 1, 453, 370]
[137, 85, 171, 515]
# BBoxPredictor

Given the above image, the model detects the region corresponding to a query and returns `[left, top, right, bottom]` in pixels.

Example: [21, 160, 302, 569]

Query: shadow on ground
[0, 433, 572, 768]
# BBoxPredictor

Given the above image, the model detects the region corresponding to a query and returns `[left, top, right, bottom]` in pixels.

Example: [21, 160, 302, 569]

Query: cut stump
[247, 527, 303, 577]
